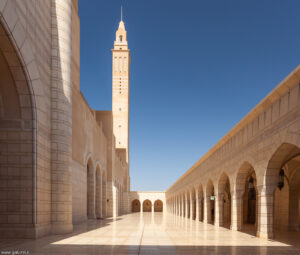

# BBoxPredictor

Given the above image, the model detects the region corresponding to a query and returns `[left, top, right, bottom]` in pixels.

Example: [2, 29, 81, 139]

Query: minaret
[112, 8, 130, 163]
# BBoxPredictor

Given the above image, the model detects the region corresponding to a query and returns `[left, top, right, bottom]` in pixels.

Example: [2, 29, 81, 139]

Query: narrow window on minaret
[119, 35, 123, 42]
[114, 57, 118, 72]
[119, 57, 122, 72]
[124, 57, 127, 72]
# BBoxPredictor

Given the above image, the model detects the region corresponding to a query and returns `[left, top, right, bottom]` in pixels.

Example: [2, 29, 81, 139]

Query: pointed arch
[264, 143, 300, 238]
[217, 172, 231, 228]
[143, 199, 152, 212]
[0, 19, 37, 238]
[154, 200, 163, 212]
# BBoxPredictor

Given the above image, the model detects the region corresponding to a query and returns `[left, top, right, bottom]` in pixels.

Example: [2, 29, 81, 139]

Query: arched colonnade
[167, 142, 300, 239]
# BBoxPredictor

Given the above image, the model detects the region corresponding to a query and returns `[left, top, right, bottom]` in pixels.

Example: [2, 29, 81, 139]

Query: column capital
[232, 190, 244, 199]
[256, 185, 274, 196]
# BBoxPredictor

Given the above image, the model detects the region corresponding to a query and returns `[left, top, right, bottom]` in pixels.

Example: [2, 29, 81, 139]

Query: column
[178, 196, 181, 216]
[96, 171, 102, 218]
[231, 190, 243, 231]
[190, 192, 194, 220]
[195, 188, 199, 221]
[215, 193, 224, 227]
[185, 193, 189, 219]
[50, 0, 73, 234]
[256, 186, 274, 239]
[181, 195, 184, 217]
[203, 192, 210, 224]
[172, 198, 174, 214]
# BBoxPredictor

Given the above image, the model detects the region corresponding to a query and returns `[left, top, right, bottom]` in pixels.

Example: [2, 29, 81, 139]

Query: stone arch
[154, 199, 163, 212]
[265, 143, 300, 193]
[0, 19, 37, 238]
[264, 142, 300, 238]
[87, 157, 95, 219]
[217, 172, 231, 228]
[198, 184, 204, 221]
[132, 199, 141, 213]
[84, 152, 93, 167]
[95, 164, 102, 219]
[101, 170, 107, 218]
[205, 179, 215, 224]
[143, 199, 152, 212]
[235, 162, 258, 234]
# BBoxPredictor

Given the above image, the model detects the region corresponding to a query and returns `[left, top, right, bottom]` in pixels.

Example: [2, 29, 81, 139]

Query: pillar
[231, 190, 243, 231]
[190, 192, 194, 220]
[173, 198, 175, 214]
[181, 195, 184, 217]
[87, 168, 96, 219]
[177, 196, 180, 216]
[203, 192, 210, 224]
[179, 195, 181, 216]
[96, 171, 102, 218]
[195, 188, 199, 221]
[172, 198, 174, 214]
[256, 186, 274, 239]
[50, 0, 73, 234]
[185, 193, 189, 219]
[215, 193, 224, 227]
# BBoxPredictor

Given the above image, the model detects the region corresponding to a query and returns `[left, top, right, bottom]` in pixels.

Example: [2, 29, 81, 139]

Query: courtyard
[0, 212, 299, 255]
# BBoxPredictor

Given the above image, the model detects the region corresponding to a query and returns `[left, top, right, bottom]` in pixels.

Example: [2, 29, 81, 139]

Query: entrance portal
[143, 200, 152, 212]
[154, 200, 163, 212]
[132, 199, 141, 212]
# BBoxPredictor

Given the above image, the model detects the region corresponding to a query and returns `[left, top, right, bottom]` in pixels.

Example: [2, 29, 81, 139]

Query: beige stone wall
[0, 0, 53, 238]
[0, 0, 131, 238]
[95, 111, 129, 217]
[72, 89, 108, 222]
[71, 160, 87, 224]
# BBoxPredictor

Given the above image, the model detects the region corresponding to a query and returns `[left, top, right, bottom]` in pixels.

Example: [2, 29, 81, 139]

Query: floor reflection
[0, 212, 299, 255]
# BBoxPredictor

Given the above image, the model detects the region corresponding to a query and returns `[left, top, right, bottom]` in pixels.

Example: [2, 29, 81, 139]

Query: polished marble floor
[0, 212, 300, 255]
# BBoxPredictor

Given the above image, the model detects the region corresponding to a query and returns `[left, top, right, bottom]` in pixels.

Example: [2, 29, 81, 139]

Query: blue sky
[79, 0, 300, 191]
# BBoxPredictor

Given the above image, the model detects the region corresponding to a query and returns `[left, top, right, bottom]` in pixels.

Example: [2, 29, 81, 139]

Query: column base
[230, 225, 242, 231]
[214, 221, 223, 227]
[51, 223, 73, 235]
[256, 230, 274, 239]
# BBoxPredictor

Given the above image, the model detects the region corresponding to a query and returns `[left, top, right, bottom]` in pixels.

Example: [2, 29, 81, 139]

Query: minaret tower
[112, 8, 130, 163]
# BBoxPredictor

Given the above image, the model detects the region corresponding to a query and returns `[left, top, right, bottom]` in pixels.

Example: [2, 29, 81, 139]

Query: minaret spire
[121, 5, 123, 21]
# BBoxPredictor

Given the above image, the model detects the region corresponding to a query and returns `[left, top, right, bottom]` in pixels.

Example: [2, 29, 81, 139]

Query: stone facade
[0, 0, 130, 238]
[166, 66, 300, 239]
[129, 191, 165, 213]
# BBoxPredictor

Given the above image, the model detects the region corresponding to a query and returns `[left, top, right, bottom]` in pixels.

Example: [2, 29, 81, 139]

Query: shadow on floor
[0, 214, 299, 255]
[0, 244, 299, 255]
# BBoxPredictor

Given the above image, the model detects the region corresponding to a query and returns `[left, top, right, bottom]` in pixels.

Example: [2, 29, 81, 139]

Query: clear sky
[78, 0, 300, 191]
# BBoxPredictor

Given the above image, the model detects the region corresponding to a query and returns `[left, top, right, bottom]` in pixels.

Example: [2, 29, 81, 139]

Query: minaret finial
[121, 5, 123, 21]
